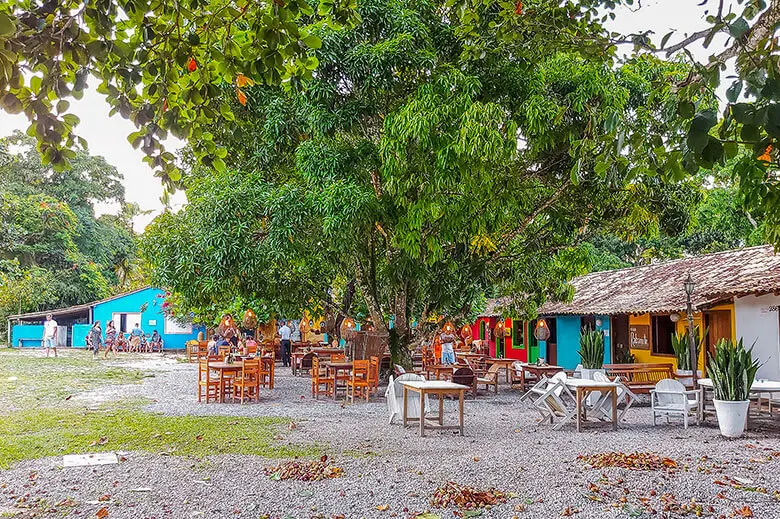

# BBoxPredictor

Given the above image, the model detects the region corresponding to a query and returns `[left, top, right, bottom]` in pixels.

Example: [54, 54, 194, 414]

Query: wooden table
[484, 357, 516, 383]
[425, 364, 455, 381]
[400, 380, 469, 437]
[518, 363, 564, 391]
[565, 379, 618, 432]
[323, 361, 353, 401]
[209, 361, 243, 403]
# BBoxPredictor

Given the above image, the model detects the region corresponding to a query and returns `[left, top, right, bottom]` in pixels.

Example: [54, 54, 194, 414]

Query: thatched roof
[536, 245, 780, 316]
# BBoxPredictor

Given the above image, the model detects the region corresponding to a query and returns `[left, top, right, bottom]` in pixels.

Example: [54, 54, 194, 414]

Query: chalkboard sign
[629, 324, 650, 350]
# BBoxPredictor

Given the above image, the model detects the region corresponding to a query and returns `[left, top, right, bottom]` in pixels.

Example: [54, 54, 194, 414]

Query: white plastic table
[698, 378, 780, 420]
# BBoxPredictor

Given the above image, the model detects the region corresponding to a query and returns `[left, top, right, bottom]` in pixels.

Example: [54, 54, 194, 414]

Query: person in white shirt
[278, 321, 292, 367]
[43, 313, 58, 358]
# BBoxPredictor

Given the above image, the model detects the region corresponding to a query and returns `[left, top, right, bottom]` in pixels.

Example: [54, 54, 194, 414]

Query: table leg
[611, 388, 618, 431]
[219, 373, 225, 403]
[333, 368, 339, 402]
[521, 368, 526, 391]
[403, 386, 408, 427]
[459, 390, 465, 436]
[576, 388, 582, 433]
[438, 394, 444, 425]
[420, 389, 426, 437]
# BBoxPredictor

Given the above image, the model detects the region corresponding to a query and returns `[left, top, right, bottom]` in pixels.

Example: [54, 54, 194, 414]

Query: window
[165, 316, 192, 335]
[651, 315, 675, 355]
[581, 315, 596, 331]
[512, 320, 525, 349]
[112, 312, 141, 334]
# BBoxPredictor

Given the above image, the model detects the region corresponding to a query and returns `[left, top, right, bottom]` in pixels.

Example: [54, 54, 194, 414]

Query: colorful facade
[9, 287, 204, 350]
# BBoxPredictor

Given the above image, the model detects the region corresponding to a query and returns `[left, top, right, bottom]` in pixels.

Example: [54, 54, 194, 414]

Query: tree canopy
[143, 0, 714, 361]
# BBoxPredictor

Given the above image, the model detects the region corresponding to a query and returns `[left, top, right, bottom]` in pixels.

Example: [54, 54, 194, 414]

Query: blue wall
[554, 315, 612, 370]
[92, 287, 203, 350]
[556, 316, 582, 369]
[72, 324, 91, 348]
[11, 325, 44, 347]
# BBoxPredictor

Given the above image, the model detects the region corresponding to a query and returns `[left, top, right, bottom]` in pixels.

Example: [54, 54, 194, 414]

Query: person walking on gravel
[43, 313, 58, 358]
[104, 321, 118, 359]
[89, 321, 104, 360]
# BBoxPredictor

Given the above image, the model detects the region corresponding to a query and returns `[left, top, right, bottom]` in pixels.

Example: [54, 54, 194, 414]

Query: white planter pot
[674, 369, 703, 387]
[713, 399, 750, 438]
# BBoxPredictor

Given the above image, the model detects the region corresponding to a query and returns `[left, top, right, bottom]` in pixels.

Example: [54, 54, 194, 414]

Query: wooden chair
[301, 352, 315, 376]
[259, 354, 275, 389]
[311, 356, 334, 399]
[452, 367, 477, 398]
[233, 358, 261, 403]
[348, 360, 371, 403]
[197, 359, 220, 403]
[331, 353, 346, 362]
[218, 345, 230, 359]
[476, 363, 501, 394]
[369, 356, 380, 395]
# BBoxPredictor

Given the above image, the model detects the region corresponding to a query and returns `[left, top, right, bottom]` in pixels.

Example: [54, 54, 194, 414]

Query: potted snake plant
[671, 327, 707, 387]
[578, 328, 605, 380]
[708, 338, 761, 438]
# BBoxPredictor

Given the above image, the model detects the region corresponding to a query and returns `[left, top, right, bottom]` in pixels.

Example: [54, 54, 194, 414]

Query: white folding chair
[591, 372, 637, 422]
[520, 375, 549, 403]
[650, 378, 702, 429]
[385, 373, 430, 424]
[530, 372, 576, 429]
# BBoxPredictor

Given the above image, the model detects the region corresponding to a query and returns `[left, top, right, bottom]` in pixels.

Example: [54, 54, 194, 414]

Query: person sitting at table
[245, 335, 258, 353]
[207, 335, 218, 356]
[440, 328, 456, 365]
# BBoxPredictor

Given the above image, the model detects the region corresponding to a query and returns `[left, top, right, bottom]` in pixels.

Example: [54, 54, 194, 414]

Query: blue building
[8, 287, 203, 350]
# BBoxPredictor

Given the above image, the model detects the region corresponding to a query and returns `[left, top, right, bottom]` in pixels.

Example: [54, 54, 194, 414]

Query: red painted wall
[470, 317, 529, 361]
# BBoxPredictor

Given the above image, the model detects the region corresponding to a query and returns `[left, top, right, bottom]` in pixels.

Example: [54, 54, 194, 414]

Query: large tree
[144, 0, 698, 362]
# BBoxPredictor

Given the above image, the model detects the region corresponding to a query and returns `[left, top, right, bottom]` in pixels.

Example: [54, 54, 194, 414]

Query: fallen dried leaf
[96, 507, 109, 518]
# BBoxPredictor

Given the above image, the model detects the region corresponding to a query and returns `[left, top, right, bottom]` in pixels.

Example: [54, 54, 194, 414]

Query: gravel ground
[3, 353, 780, 518]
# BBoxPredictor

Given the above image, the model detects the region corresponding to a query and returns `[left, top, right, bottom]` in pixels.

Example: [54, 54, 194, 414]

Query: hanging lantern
[217, 314, 233, 335]
[443, 321, 455, 333]
[460, 324, 472, 338]
[243, 309, 257, 329]
[363, 319, 375, 332]
[534, 319, 551, 341]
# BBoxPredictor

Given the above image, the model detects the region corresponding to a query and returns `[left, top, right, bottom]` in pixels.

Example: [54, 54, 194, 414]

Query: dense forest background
[0, 131, 147, 335]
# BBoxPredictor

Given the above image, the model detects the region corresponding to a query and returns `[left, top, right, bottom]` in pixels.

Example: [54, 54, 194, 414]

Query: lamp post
[683, 273, 698, 387]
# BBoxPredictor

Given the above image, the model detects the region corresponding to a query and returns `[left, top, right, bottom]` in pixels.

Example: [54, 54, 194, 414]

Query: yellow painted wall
[627, 305, 735, 371]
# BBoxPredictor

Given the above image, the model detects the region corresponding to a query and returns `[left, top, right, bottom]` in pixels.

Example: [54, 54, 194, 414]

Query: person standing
[43, 313, 58, 358]
[279, 320, 292, 367]
[89, 321, 104, 360]
[440, 328, 456, 365]
[104, 321, 118, 359]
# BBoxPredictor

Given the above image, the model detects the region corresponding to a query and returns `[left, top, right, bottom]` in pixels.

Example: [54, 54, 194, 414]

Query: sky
[0, 0, 733, 232]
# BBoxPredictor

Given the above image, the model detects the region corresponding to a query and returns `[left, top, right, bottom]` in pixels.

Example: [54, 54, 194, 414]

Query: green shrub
[579, 328, 605, 369]
[671, 326, 708, 371]
[707, 338, 761, 401]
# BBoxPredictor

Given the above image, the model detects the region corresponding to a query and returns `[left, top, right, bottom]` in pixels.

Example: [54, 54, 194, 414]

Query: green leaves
[0, 0, 359, 186]
[708, 338, 761, 401]
[0, 11, 15, 36]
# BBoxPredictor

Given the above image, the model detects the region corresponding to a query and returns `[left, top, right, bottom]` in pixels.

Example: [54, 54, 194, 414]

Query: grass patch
[0, 402, 321, 469]
[0, 349, 145, 408]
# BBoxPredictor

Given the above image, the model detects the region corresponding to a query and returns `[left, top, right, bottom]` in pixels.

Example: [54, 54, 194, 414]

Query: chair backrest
[592, 371, 611, 383]
[218, 345, 230, 358]
[485, 363, 501, 379]
[198, 359, 210, 382]
[369, 356, 380, 385]
[655, 378, 685, 406]
[353, 359, 370, 380]
[242, 358, 260, 378]
[301, 352, 315, 369]
[452, 367, 475, 386]
[394, 364, 406, 376]
[394, 373, 425, 394]
[512, 361, 523, 375]
[331, 353, 346, 362]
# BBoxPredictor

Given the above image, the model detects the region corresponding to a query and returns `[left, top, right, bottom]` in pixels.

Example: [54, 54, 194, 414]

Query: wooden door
[705, 310, 732, 357]
[611, 315, 630, 363]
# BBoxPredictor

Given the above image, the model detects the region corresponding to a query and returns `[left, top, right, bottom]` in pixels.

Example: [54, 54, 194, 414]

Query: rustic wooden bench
[603, 363, 675, 394]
